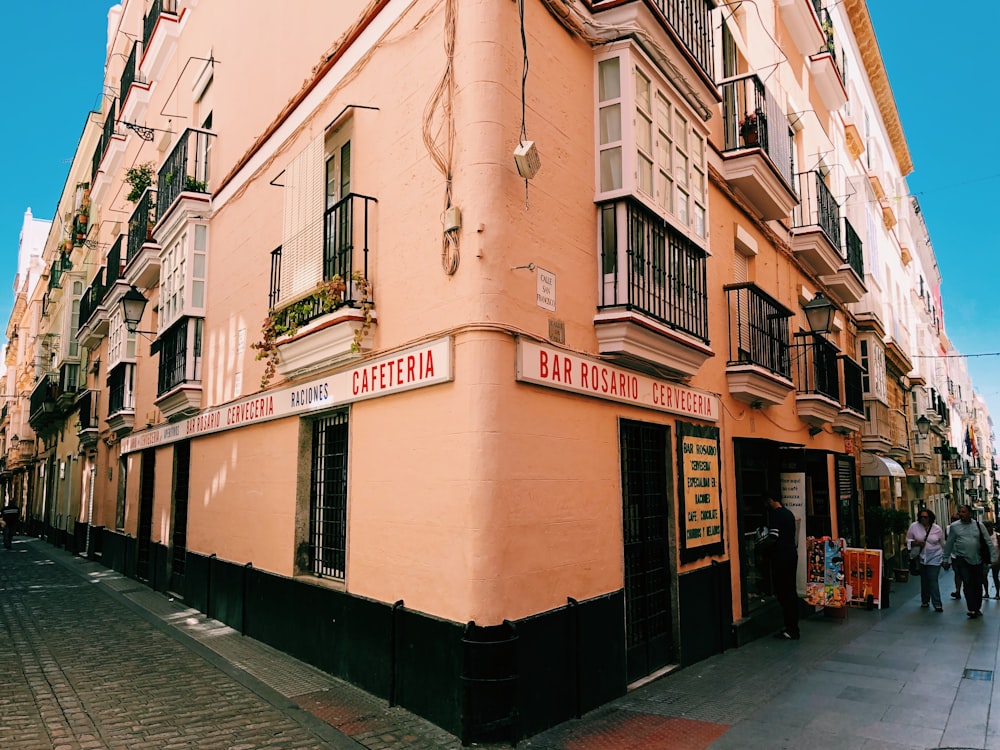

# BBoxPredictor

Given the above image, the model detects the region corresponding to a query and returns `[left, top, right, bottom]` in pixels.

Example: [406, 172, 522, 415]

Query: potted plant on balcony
[252, 272, 373, 388]
[125, 162, 156, 203]
[739, 110, 766, 147]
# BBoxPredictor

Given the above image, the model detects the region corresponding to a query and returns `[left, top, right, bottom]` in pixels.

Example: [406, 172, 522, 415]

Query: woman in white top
[906, 508, 946, 611]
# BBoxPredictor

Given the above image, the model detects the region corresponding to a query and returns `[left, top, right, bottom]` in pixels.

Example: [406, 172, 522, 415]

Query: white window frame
[595, 42, 708, 244]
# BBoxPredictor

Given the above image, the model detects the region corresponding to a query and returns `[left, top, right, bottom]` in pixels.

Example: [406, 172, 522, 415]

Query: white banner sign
[516, 340, 718, 421]
[121, 337, 453, 454]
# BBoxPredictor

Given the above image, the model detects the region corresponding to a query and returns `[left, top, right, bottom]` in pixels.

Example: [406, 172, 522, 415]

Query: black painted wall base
[75, 528, 736, 743]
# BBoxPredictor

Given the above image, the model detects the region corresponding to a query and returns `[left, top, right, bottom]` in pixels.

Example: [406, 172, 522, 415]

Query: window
[107, 308, 137, 368]
[160, 224, 207, 331]
[107, 362, 135, 415]
[281, 121, 354, 303]
[157, 317, 203, 396]
[596, 44, 708, 242]
[309, 411, 349, 579]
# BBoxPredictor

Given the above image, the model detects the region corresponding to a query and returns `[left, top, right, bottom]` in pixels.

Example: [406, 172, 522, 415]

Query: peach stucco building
[3, 0, 996, 742]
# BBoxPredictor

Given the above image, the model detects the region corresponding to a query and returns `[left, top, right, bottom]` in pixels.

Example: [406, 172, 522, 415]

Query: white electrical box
[514, 141, 541, 180]
[443, 205, 462, 232]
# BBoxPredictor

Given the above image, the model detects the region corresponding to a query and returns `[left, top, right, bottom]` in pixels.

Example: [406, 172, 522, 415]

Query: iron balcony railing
[157, 128, 214, 220]
[104, 236, 126, 299]
[724, 282, 792, 378]
[79, 267, 108, 329]
[29, 375, 59, 420]
[157, 317, 202, 396]
[268, 193, 377, 330]
[269, 246, 282, 311]
[598, 196, 709, 343]
[843, 217, 864, 277]
[144, 0, 178, 48]
[792, 170, 841, 249]
[119, 42, 141, 107]
[720, 74, 794, 188]
[108, 363, 135, 416]
[77, 390, 98, 431]
[126, 189, 157, 265]
[91, 99, 118, 181]
[818, 7, 840, 71]
[592, 0, 714, 81]
[840, 355, 864, 414]
[792, 334, 840, 401]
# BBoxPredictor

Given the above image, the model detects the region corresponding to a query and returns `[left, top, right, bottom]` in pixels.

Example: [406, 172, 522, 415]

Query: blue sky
[867, 5, 1000, 433]
[0, 1, 113, 333]
[2, 3, 997, 434]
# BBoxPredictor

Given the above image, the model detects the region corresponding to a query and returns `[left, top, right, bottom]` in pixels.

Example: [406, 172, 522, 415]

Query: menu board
[678, 421, 723, 562]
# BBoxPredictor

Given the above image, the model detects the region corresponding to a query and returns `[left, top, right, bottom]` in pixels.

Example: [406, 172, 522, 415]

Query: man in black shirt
[2, 501, 19, 550]
[766, 495, 800, 640]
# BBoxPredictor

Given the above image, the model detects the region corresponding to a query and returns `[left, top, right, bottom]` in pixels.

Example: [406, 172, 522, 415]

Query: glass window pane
[678, 188, 689, 224]
[600, 147, 622, 191]
[599, 104, 621, 144]
[634, 70, 650, 112]
[638, 154, 653, 195]
[677, 153, 689, 187]
[694, 203, 705, 237]
[659, 171, 672, 212]
[193, 280, 204, 308]
[636, 112, 652, 153]
[598, 58, 620, 101]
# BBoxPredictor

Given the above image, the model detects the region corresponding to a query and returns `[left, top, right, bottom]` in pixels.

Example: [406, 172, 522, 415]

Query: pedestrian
[905, 509, 945, 611]
[1, 500, 18, 550]
[988, 522, 1000, 600]
[765, 495, 800, 640]
[948, 511, 962, 600]
[942, 505, 999, 618]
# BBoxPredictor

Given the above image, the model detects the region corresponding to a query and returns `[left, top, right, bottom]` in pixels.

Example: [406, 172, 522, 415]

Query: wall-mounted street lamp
[121, 286, 158, 341]
[803, 291, 834, 334]
[916, 414, 931, 436]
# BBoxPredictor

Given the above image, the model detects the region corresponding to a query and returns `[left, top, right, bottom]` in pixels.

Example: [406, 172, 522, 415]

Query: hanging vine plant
[251, 272, 373, 388]
[125, 162, 156, 203]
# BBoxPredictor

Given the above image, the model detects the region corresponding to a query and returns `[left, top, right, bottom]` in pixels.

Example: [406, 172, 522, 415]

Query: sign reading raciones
[120, 337, 453, 454]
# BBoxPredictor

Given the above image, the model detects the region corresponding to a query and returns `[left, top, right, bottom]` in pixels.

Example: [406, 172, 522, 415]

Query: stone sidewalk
[6, 535, 999, 749]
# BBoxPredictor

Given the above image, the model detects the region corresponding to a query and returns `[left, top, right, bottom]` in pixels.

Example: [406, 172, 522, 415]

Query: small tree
[125, 162, 156, 203]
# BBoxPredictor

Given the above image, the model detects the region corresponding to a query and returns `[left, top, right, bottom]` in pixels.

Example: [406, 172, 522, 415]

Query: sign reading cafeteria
[121, 337, 453, 454]
[516, 340, 718, 421]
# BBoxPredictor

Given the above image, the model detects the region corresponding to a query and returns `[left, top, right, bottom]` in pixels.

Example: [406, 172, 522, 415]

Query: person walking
[943, 504, 999, 618]
[766, 495, 800, 640]
[905, 509, 945, 611]
[1, 500, 19, 550]
[948, 511, 963, 600]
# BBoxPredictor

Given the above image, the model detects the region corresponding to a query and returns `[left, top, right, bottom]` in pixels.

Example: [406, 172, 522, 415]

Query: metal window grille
[310, 412, 349, 578]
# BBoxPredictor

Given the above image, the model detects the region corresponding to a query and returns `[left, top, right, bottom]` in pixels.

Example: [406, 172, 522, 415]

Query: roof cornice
[844, 0, 913, 176]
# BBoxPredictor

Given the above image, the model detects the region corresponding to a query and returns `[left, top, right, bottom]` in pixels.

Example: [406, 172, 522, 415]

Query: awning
[861, 452, 906, 477]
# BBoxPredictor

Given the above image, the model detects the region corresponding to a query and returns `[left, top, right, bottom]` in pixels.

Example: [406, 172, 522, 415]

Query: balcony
[141, 0, 180, 81]
[57, 362, 81, 411]
[723, 283, 794, 407]
[808, 8, 847, 112]
[28, 375, 62, 436]
[270, 194, 378, 381]
[590, 0, 715, 85]
[719, 75, 797, 221]
[792, 334, 840, 427]
[100, 236, 131, 319]
[119, 41, 151, 124]
[154, 128, 214, 231]
[90, 100, 126, 199]
[832, 354, 865, 434]
[911, 431, 933, 465]
[155, 317, 203, 421]
[790, 171, 842, 277]
[125, 189, 160, 289]
[861, 400, 892, 454]
[777, 0, 824, 57]
[819, 217, 866, 304]
[595, 197, 711, 378]
[7, 438, 36, 470]
[106, 362, 136, 437]
[78, 268, 109, 349]
[76, 390, 99, 452]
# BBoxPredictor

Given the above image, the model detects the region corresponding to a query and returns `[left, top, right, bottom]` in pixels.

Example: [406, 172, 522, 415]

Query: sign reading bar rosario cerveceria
[516, 340, 718, 421]
[121, 337, 453, 454]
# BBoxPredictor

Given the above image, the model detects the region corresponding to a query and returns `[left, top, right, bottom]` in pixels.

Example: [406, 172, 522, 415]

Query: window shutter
[734, 251, 750, 356]
[282, 135, 325, 301]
